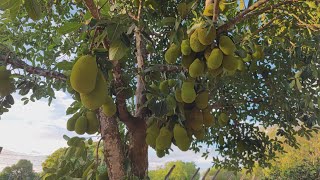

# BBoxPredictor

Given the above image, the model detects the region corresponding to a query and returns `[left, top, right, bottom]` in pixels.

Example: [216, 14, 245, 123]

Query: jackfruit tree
[0, 0, 319, 179]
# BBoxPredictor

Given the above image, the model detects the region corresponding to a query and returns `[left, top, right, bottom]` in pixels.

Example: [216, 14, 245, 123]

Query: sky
[0, 91, 215, 170]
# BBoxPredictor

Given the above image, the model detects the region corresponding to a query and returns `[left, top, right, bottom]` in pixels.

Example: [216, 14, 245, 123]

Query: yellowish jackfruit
[80, 71, 107, 110]
[189, 58, 204, 78]
[222, 55, 238, 71]
[173, 124, 191, 151]
[174, 88, 183, 103]
[86, 111, 99, 134]
[165, 43, 181, 64]
[195, 91, 209, 109]
[75, 116, 88, 135]
[207, 48, 223, 69]
[219, 36, 236, 55]
[181, 39, 192, 55]
[0, 79, 15, 97]
[190, 30, 207, 52]
[181, 53, 195, 69]
[159, 80, 170, 94]
[102, 95, 117, 117]
[70, 55, 98, 93]
[181, 81, 196, 103]
[67, 113, 80, 131]
[156, 127, 173, 150]
[237, 58, 245, 71]
[202, 108, 214, 127]
[198, 27, 216, 45]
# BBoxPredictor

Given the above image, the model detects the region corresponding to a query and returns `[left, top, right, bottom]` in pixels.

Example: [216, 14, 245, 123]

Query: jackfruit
[222, 55, 238, 71]
[203, 3, 213, 16]
[86, 111, 99, 134]
[165, 43, 181, 64]
[75, 116, 88, 135]
[243, 53, 252, 62]
[195, 91, 209, 109]
[181, 39, 192, 55]
[190, 30, 206, 52]
[0, 66, 10, 80]
[146, 122, 160, 148]
[198, 27, 216, 45]
[207, 48, 223, 69]
[193, 127, 205, 140]
[156, 149, 165, 158]
[70, 55, 98, 93]
[168, 79, 176, 87]
[252, 44, 264, 60]
[0, 79, 15, 97]
[80, 71, 108, 110]
[188, 108, 203, 131]
[173, 124, 191, 151]
[67, 113, 81, 131]
[181, 53, 195, 69]
[219, 36, 236, 55]
[189, 58, 204, 78]
[218, 112, 229, 126]
[174, 88, 183, 103]
[159, 80, 170, 94]
[208, 66, 223, 77]
[204, 47, 212, 60]
[181, 81, 196, 103]
[202, 108, 214, 127]
[156, 127, 173, 150]
[237, 58, 245, 71]
[102, 95, 117, 117]
[166, 95, 176, 116]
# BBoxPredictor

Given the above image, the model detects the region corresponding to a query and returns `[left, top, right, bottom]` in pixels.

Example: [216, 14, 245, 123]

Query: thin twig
[83, 0, 100, 19]
[212, 0, 220, 23]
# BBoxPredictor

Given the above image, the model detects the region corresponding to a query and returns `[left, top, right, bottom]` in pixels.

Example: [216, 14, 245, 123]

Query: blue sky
[0, 91, 215, 170]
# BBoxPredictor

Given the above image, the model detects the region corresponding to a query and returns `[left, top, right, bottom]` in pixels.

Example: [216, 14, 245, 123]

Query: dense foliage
[0, 0, 319, 179]
[0, 159, 39, 180]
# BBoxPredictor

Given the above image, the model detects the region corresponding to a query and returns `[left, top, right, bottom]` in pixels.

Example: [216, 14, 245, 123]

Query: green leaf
[247, 0, 253, 7]
[9, 0, 21, 20]
[57, 22, 82, 35]
[108, 40, 128, 61]
[239, 0, 245, 10]
[160, 17, 176, 26]
[56, 60, 74, 70]
[24, 0, 42, 21]
[296, 79, 302, 91]
[0, 0, 17, 10]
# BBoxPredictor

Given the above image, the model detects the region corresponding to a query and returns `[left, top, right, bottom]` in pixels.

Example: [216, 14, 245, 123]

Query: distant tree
[0, 159, 39, 180]
[42, 147, 67, 170]
[149, 161, 199, 180]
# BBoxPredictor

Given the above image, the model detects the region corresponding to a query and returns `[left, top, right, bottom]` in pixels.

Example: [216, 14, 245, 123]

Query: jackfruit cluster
[67, 111, 99, 135]
[0, 66, 15, 97]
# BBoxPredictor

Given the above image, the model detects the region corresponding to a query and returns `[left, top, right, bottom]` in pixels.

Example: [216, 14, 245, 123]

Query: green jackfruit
[181, 39, 192, 55]
[165, 43, 181, 64]
[190, 30, 206, 52]
[75, 116, 88, 135]
[174, 88, 183, 103]
[202, 108, 214, 127]
[80, 71, 107, 110]
[0, 79, 15, 97]
[181, 53, 195, 69]
[181, 81, 196, 103]
[156, 149, 165, 158]
[146, 122, 160, 148]
[207, 48, 223, 69]
[198, 27, 216, 45]
[218, 112, 229, 126]
[86, 111, 99, 134]
[193, 127, 205, 140]
[159, 80, 170, 94]
[156, 127, 173, 150]
[188, 108, 203, 131]
[168, 79, 177, 87]
[173, 124, 191, 151]
[222, 55, 238, 71]
[219, 36, 236, 55]
[195, 91, 209, 109]
[0, 66, 10, 80]
[67, 113, 81, 131]
[102, 95, 117, 117]
[70, 55, 98, 93]
[237, 58, 245, 71]
[189, 58, 204, 78]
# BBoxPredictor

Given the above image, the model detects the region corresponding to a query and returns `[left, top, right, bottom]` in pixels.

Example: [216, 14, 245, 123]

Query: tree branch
[83, 0, 100, 19]
[212, 0, 220, 23]
[143, 64, 183, 74]
[0, 55, 66, 81]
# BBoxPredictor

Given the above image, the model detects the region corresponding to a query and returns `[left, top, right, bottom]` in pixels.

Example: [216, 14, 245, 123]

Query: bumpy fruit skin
[146, 122, 160, 148]
[173, 124, 191, 151]
[174, 88, 183, 103]
[181, 39, 192, 55]
[189, 58, 204, 78]
[218, 113, 229, 126]
[165, 43, 181, 64]
[219, 36, 236, 55]
[80, 71, 107, 110]
[102, 96, 117, 117]
[222, 55, 238, 71]
[202, 108, 214, 127]
[70, 55, 98, 94]
[193, 127, 205, 140]
[156, 127, 173, 150]
[197, 27, 216, 45]
[86, 111, 99, 134]
[190, 30, 207, 52]
[207, 48, 223, 69]
[67, 113, 81, 131]
[75, 116, 88, 135]
[181, 53, 195, 69]
[188, 108, 204, 131]
[181, 81, 196, 103]
[195, 91, 209, 109]
[159, 80, 169, 94]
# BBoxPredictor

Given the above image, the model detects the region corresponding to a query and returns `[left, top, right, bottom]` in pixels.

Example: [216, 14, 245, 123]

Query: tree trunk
[99, 109, 126, 179]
